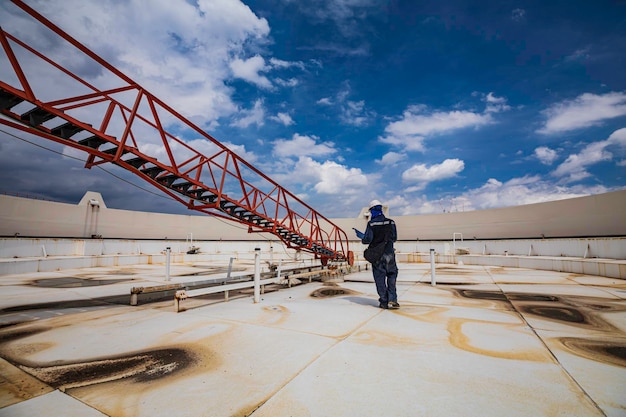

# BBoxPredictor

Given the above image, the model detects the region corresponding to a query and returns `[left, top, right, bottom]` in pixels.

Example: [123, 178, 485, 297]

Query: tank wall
[336, 190, 626, 241]
[1, 190, 625, 242]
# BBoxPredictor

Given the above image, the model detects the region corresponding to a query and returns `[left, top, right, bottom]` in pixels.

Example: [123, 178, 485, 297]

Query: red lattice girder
[0, 0, 352, 264]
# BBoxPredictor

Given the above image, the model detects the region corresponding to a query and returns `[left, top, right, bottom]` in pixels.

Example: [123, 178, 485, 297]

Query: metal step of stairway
[156, 174, 180, 187]
[50, 121, 85, 139]
[140, 165, 165, 179]
[20, 106, 57, 126]
[186, 188, 213, 199]
[78, 135, 108, 149]
[0, 89, 24, 110]
[124, 156, 149, 169]
[102, 146, 130, 156]
[172, 181, 193, 193]
[186, 189, 218, 203]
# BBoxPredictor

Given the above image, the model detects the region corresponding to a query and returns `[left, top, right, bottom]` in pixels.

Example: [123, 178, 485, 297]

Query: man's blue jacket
[361, 214, 397, 254]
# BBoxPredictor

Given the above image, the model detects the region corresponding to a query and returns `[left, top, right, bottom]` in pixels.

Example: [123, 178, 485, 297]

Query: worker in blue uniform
[354, 200, 400, 309]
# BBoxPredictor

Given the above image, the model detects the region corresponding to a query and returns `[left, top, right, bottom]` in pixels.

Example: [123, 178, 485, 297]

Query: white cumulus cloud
[484, 92, 511, 113]
[390, 176, 615, 215]
[269, 57, 305, 70]
[321, 85, 375, 126]
[230, 99, 266, 128]
[538, 92, 626, 134]
[273, 133, 337, 158]
[380, 104, 494, 151]
[317, 97, 333, 105]
[270, 112, 295, 126]
[401, 158, 465, 187]
[534, 146, 558, 165]
[230, 55, 273, 89]
[551, 127, 626, 182]
[376, 151, 407, 165]
[459, 176, 607, 211]
[340, 99, 373, 126]
[296, 157, 369, 195]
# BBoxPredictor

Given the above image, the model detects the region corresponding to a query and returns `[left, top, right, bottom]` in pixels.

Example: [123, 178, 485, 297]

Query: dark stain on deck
[559, 338, 626, 367]
[6, 347, 196, 390]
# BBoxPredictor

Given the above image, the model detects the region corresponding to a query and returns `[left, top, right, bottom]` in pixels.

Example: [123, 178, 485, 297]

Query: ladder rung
[20, 107, 57, 126]
[156, 174, 179, 187]
[172, 182, 193, 192]
[124, 157, 148, 169]
[141, 166, 165, 178]
[187, 188, 207, 197]
[102, 147, 129, 156]
[78, 135, 108, 149]
[0, 90, 24, 110]
[198, 194, 218, 202]
[50, 122, 85, 139]
[187, 190, 217, 203]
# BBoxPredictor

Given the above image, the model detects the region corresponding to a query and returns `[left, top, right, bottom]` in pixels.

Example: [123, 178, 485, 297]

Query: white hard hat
[369, 199, 382, 209]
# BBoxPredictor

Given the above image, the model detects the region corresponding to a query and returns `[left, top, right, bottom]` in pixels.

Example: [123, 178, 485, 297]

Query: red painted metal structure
[0, 0, 353, 265]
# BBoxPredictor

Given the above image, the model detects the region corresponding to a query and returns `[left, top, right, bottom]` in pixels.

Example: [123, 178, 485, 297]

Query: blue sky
[1, 0, 625, 218]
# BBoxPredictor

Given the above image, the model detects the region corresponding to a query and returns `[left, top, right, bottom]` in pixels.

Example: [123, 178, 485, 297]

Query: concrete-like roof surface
[0, 262, 625, 417]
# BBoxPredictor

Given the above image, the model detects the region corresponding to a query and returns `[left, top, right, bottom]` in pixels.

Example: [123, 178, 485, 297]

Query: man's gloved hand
[353, 228, 365, 239]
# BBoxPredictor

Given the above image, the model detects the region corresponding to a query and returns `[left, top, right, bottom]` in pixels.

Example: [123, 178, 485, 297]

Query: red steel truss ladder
[0, 0, 353, 265]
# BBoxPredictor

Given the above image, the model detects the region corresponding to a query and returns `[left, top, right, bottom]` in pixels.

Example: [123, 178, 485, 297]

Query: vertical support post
[165, 247, 171, 281]
[41, 245, 47, 258]
[277, 260, 282, 282]
[226, 257, 234, 280]
[453, 232, 462, 254]
[583, 244, 590, 259]
[270, 245, 274, 267]
[254, 247, 261, 303]
[430, 248, 436, 286]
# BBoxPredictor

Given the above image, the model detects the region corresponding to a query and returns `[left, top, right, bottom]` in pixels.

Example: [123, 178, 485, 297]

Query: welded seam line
[482, 266, 607, 417]
[246, 299, 391, 416]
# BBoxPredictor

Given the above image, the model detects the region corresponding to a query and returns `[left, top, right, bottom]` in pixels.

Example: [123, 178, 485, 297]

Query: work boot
[388, 301, 400, 309]
[379, 303, 388, 309]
